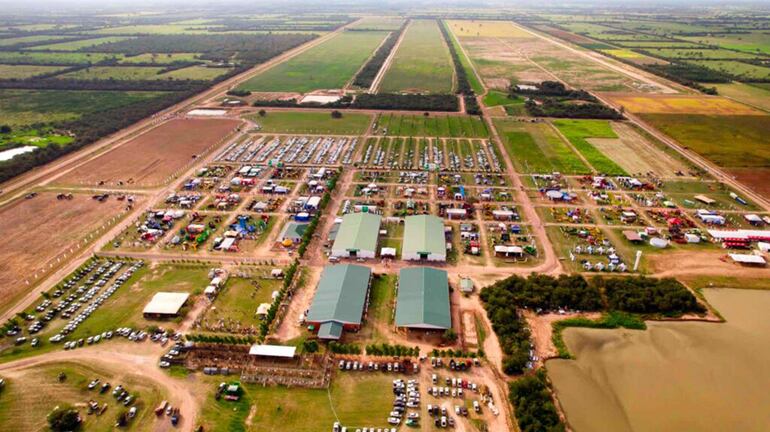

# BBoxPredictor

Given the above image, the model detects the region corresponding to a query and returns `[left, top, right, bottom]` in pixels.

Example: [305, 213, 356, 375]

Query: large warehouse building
[395, 267, 451, 330]
[402, 215, 446, 261]
[306, 264, 372, 340]
[331, 212, 382, 259]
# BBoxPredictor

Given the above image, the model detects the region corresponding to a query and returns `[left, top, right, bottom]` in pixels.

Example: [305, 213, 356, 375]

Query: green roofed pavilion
[307, 264, 372, 339]
[331, 212, 382, 259]
[395, 267, 451, 330]
[402, 215, 446, 261]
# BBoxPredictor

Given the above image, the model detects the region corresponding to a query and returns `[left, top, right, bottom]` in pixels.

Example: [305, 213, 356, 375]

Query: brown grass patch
[728, 168, 770, 201]
[607, 94, 763, 115]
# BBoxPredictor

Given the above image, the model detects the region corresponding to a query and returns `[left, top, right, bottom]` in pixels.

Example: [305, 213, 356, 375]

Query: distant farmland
[379, 20, 455, 94]
[237, 30, 389, 93]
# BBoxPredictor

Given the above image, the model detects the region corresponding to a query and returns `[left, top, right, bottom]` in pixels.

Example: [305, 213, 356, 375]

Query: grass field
[0, 128, 74, 151]
[712, 82, 770, 112]
[237, 31, 388, 93]
[349, 16, 404, 30]
[202, 275, 281, 328]
[119, 52, 202, 63]
[375, 113, 488, 137]
[447, 20, 531, 38]
[0, 362, 163, 432]
[27, 36, 134, 51]
[599, 48, 644, 59]
[0, 34, 74, 47]
[482, 90, 524, 109]
[689, 60, 770, 81]
[641, 113, 770, 168]
[158, 65, 232, 80]
[247, 111, 372, 134]
[552, 119, 627, 175]
[0, 64, 68, 79]
[199, 373, 399, 431]
[641, 48, 760, 60]
[0, 89, 168, 127]
[379, 20, 454, 93]
[609, 95, 762, 115]
[682, 32, 770, 55]
[494, 119, 589, 174]
[444, 21, 484, 94]
[0, 51, 122, 64]
[59, 65, 167, 80]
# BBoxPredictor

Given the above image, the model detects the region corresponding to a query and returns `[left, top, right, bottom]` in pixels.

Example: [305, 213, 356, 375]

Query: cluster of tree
[226, 89, 251, 97]
[437, 20, 481, 115]
[328, 342, 362, 354]
[596, 276, 706, 316]
[47, 405, 81, 432]
[302, 339, 319, 353]
[352, 21, 408, 88]
[185, 334, 256, 344]
[430, 348, 482, 358]
[511, 81, 595, 100]
[600, 54, 721, 94]
[83, 34, 315, 66]
[365, 343, 420, 357]
[509, 370, 565, 432]
[0, 78, 205, 91]
[209, 16, 350, 33]
[482, 274, 603, 312]
[524, 99, 624, 119]
[353, 93, 459, 111]
[479, 285, 531, 374]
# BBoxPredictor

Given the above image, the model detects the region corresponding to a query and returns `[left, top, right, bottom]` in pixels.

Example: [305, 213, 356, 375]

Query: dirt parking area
[57, 117, 241, 187]
[0, 192, 136, 309]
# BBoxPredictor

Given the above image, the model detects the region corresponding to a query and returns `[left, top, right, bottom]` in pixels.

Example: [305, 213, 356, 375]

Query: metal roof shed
[331, 212, 381, 259]
[402, 215, 446, 261]
[307, 264, 371, 328]
[396, 267, 451, 330]
[248, 344, 297, 358]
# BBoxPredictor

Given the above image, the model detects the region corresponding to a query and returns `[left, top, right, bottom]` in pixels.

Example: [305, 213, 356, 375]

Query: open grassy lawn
[0, 362, 163, 432]
[0, 89, 168, 127]
[0, 128, 74, 151]
[379, 20, 454, 93]
[158, 65, 232, 80]
[26, 36, 134, 51]
[642, 48, 760, 60]
[0, 34, 75, 47]
[712, 82, 770, 112]
[688, 60, 770, 81]
[199, 373, 398, 431]
[552, 119, 628, 175]
[358, 273, 395, 343]
[375, 113, 488, 137]
[202, 275, 282, 329]
[237, 31, 388, 93]
[247, 111, 371, 134]
[349, 16, 405, 31]
[443, 21, 484, 94]
[0, 51, 122, 64]
[682, 32, 770, 55]
[119, 52, 202, 64]
[494, 119, 589, 174]
[641, 114, 770, 169]
[0, 64, 68, 79]
[482, 90, 525, 110]
[58, 65, 167, 80]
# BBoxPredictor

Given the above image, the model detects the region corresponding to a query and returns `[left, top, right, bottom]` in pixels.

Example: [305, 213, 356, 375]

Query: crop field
[119, 52, 202, 63]
[640, 114, 770, 169]
[639, 48, 761, 60]
[552, 119, 628, 175]
[0, 192, 131, 312]
[379, 20, 455, 93]
[0, 89, 168, 127]
[0, 64, 68, 79]
[58, 117, 240, 187]
[58, 65, 167, 80]
[0, 34, 75, 47]
[237, 31, 388, 93]
[495, 119, 588, 174]
[712, 83, 770, 112]
[0, 362, 163, 432]
[608, 95, 763, 115]
[0, 51, 122, 64]
[26, 36, 135, 51]
[447, 20, 531, 38]
[682, 32, 770, 55]
[247, 111, 372, 134]
[443, 21, 484, 94]
[688, 60, 770, 81]
[348, 16, 404, 30]
[374, 113, 488, 137]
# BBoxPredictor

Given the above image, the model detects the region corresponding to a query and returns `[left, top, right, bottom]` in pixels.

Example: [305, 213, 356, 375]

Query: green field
[119, 52, 202, 63]
[202, 275, 281, 327]
[0, 34, 75, 47]
[247, 111, 372, 134]
[0, 128, 74, 151]
[688, 60, 770, 80]
[159, 65, 231, 80]
[379, 20, 454, 93]
[552, 119, 627, 175]
[199, 373, 399, 431]
[682, 32, 770, 55]
[482, 90, 524, 109]
[237, 31, 388, 93]
[0, 51, 122, 64]
[0, 64, 68, 79]
[494, 119, 589, 174]
[57, 65, 166, 80]
[641, 48, 761, 60]
[375, 113, 488, 137]
[444, 20, 484, 94]
[641, 113, 770, 168]
[712, 82, 770, 112]
[0, 89, 168, 127]
[349, 16, 405, 30]
[26, 36, 135, 51]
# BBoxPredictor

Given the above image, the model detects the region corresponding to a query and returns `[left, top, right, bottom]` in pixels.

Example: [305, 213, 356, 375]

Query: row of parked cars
[338, 360, 413, 373]
[389, 378, 421, 427]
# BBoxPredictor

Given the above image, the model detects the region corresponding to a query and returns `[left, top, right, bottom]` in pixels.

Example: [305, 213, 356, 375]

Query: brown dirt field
[728, 168, 770, 201]
[0, 192, 135, 308]
[587, 122, 688, 177]
[58, 118, 240, 187]
[605, 94, 764, 115]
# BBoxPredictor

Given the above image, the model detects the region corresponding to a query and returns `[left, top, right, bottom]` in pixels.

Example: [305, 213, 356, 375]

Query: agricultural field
[0, 51, 123, 64]
[712, 82, 770, 112]
[237, 30, 389, 93]
[247, 111, 372, 134]
[681, 32, 770, 55]
[688, 60, 770, 81]
[494, 119, 589, 174]
[0, 64, 68, 79]
[57, 117, 240, 187]
[373, 113, 488, 138]
[26, 36, 135, 51]
[378, 20, 455, 93]
[552, 119, 627, 175]
[608, 94, 763, 115]
[447, 20, 531, 38]
[0, 192, 133, 313]
[0, 34, 75, 47]
[0, 128, 74, 152]
[348, 16, 404, 31]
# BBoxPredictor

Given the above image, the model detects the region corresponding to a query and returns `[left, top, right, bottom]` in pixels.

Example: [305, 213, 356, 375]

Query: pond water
[548, 288, 770, 432]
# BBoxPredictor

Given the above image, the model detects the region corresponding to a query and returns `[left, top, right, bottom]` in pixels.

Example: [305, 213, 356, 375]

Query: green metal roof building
[307, 264, 372, 339]
[395, 267, 451, 330]
[331, 212, 382, 259]
[402, 215, 446, 261]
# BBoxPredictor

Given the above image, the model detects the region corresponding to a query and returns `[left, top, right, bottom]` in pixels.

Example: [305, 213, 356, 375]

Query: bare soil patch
[728, 167, 770, 201]
[606, 94, 763, 115]
[0, 192, 134, 308]
[58, 118, 240, 187]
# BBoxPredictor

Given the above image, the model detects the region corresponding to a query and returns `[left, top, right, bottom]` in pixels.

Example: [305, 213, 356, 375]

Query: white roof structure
[494, 245, 523, 254]
[187, 108, 227, 116]
[381, 247, 396, 256]
[708, 229, 770, 240]
[256, 303, 271, 315]
[728, 254, 766, 265]
[143, 292, 190, 315]
[248, 344, 297, 358]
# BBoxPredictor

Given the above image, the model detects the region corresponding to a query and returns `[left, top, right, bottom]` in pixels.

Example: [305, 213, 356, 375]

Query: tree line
[252, 93, 460, 112]
[510, 81, 623, 119]
[437, 19, 481, 115]
[352, 21, 409, 88]
[509, 370, 565, 432]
